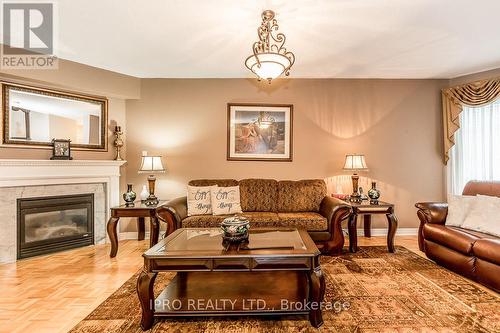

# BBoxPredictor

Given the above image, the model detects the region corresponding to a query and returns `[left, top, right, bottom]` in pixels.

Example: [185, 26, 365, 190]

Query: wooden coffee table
[137, 228, 325, 330]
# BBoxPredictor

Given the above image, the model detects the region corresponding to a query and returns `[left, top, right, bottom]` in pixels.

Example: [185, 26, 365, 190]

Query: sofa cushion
[277, 212, 328, 231]
[182, 212, 280, 229]
[473, 239, 500, 265]
[182, 212, 327, 232]
[277, 179, 326, 212]
[210, 186, 242, 215]
[423, 224, 479, 255]
[188, 179, 238, 187]
[239, 179, 278, 212]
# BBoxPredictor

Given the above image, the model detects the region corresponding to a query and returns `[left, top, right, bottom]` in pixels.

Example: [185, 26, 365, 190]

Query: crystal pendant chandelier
[245, 10, 295, 83]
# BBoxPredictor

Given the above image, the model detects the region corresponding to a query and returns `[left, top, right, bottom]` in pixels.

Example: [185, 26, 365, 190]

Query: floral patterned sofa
[158, 178, 351, 255]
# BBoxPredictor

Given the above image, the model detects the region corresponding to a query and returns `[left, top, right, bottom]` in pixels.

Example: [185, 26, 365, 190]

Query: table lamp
[138, 153, 165, 206]
[343, 154, 368, 203]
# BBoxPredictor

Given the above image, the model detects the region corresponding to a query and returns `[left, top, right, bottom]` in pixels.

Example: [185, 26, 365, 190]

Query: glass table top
[145, 228, 312, 257]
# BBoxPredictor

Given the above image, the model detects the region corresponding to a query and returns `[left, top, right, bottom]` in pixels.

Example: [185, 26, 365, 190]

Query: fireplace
[17, 193, 94, 259]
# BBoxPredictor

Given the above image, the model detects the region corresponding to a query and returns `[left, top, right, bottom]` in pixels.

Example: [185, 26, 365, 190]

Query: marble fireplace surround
[0, 159, 126, 263]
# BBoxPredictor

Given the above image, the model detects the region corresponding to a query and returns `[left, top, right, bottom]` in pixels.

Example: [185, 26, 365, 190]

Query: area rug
[70, 246, 499, 332]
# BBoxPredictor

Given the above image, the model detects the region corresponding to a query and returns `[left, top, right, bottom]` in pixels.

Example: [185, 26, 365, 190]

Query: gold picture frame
[227, 103, 293, 161]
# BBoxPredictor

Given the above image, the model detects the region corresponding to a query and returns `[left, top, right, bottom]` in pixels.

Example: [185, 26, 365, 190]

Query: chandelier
[245, 10, 295, 83]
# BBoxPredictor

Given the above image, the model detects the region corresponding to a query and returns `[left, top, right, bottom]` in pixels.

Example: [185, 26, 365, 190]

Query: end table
[106, 201, 167, 257]
[347, 201, 398, 253]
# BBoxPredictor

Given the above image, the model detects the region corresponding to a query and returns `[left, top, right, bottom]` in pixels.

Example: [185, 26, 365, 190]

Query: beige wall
[449, 68, 500, 87]
[0, 60, 140, 231]
[126, 78, 448, 232]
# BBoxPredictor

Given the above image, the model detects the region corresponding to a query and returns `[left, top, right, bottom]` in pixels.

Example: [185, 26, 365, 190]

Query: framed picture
[50, 139, 73, 160]
[227, 103, 293, 161]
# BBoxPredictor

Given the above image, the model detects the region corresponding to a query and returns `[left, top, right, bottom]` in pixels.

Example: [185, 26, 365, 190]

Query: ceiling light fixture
[245, 10, 295, 83]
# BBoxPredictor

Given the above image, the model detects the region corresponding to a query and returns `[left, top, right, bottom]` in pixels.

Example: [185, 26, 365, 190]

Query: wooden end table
[347, 201, 398, 253]
[106, 201, 167, 257]
[137, 228, 325, 330]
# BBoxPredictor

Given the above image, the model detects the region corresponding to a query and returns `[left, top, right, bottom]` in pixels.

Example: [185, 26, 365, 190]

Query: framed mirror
[2, 82, 108, 150]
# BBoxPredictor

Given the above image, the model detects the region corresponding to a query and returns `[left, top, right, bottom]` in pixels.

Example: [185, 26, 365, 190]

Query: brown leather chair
[416, 181, 500, 292]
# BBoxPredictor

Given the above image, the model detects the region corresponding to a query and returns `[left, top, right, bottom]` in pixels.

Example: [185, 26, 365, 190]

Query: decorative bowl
[221, 216, 250, 243]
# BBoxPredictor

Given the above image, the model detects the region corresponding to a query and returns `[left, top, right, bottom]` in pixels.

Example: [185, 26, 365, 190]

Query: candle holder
[113, 126, 124, 161]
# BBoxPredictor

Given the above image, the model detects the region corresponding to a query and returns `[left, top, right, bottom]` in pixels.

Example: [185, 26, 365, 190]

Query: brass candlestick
[113, 126, 123, 161]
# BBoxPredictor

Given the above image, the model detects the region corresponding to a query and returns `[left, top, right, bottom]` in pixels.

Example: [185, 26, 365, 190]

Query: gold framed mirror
[2, 82, 108, 151]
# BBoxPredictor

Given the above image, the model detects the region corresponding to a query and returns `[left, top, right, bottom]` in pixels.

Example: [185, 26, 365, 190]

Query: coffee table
[137, 228, 325, 330]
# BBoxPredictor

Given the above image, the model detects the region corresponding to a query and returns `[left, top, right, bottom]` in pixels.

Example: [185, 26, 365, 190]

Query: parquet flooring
[0, 236, 422, 333]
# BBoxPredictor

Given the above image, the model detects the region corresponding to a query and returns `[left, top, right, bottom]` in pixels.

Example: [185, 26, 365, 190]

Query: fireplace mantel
[0, 159, 126, 185]
[0, 159, 126, 263]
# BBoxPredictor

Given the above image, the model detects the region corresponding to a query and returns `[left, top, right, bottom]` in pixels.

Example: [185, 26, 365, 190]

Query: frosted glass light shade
[343, 154, 368, 171]
[138, 156, 165, 173]
[245, 53, 291, 81]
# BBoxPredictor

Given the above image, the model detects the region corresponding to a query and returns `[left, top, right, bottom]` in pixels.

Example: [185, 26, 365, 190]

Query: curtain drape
[448, 100, 500, 194]
[442, 77, 500, 163]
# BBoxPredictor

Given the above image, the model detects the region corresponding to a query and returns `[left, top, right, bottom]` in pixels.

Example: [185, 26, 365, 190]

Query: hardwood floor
[0, 236, 419, 333]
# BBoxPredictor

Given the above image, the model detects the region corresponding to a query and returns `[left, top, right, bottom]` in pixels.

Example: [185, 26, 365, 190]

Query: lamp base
[144, 195, 159, 206]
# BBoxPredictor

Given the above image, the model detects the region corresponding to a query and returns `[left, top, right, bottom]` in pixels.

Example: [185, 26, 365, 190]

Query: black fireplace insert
[17, 193, 94, 259]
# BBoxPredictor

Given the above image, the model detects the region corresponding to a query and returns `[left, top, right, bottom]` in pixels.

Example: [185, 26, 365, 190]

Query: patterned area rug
[70, 246, 499, 332]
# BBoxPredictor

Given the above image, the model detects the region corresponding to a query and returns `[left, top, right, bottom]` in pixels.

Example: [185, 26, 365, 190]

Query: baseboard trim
[119, 232, 150, 240]
[354, 228, 418, 236]
[119, 228, 418, 240]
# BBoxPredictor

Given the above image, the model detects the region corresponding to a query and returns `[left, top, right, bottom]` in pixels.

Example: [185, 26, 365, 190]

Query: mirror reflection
[3, 84, 107, 150]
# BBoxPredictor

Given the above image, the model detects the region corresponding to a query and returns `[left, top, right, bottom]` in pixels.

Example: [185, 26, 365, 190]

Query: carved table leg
[150, 215, 159, 247]
[363, 215, 371, 237]
[106, 217, 119, 257]
[308, 267, 326, 328]
[137, 217, 145, 241]
[386, 211, 398, 253]
[137, 270, 158, 330]
[348, 213, 358, 253]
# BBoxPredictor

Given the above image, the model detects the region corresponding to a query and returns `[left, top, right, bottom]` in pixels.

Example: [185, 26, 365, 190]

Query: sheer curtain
[448, 99, 500, 194]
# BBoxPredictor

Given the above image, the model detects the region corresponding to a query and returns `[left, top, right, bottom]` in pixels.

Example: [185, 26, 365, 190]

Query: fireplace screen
[17, 194, 94, 259]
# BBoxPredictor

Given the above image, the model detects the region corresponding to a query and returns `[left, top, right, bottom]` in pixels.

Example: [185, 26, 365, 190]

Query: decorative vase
[123, 184, 136, 205]
[368, 181, 381, 204]
[221, 216, 250, 243]
[140, 185, 149, 202]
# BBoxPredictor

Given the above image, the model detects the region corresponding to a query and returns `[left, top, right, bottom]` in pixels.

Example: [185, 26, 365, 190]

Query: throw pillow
[210, 186, 242, 215]
[187, 185, 217, 216]
[446, 194, 476, 227]
[461, 195, 500, 237]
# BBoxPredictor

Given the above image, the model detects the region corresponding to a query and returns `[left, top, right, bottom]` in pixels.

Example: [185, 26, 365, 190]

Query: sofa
[157, 178, 352, 255]
[415, 181, 500, 292]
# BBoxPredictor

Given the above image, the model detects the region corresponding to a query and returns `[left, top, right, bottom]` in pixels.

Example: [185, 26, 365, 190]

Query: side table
[106, 201, 167, 257]
[347, 201, 398, 253]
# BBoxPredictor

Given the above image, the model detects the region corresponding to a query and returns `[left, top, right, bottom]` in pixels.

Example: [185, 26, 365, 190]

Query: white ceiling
[22, 0, 500, 78]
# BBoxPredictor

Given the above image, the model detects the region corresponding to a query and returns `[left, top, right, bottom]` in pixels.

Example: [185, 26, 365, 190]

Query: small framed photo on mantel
[227, 103, 293, 161]
[50, 139, 73, 160]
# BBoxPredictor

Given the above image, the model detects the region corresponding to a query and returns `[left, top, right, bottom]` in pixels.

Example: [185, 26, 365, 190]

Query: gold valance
[442, 77, 500, 163]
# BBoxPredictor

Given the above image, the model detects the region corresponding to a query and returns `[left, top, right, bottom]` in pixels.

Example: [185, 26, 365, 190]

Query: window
[448, 99, 500, 194]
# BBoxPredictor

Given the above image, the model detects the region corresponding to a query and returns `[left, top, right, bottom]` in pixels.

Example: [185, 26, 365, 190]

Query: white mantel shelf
[0, 159, 126, 187]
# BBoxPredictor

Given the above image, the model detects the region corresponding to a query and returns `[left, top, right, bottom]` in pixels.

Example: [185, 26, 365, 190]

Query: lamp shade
[343, 154, 368, 171]
[138, 156, 165, 173]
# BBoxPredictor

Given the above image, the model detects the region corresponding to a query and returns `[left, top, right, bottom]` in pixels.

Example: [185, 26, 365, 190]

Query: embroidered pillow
[461, 195, 500, 237]
[446, 195, 476, 227]
[187, 185, 216, 216]
[210, 186, 242, 215]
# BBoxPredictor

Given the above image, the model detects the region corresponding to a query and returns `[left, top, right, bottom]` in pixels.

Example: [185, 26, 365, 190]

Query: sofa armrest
[318, 196, 351, 254]
[415, 202, 448, 251]
[157, 196, 187, 236]
[415, 202, 448, 225]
